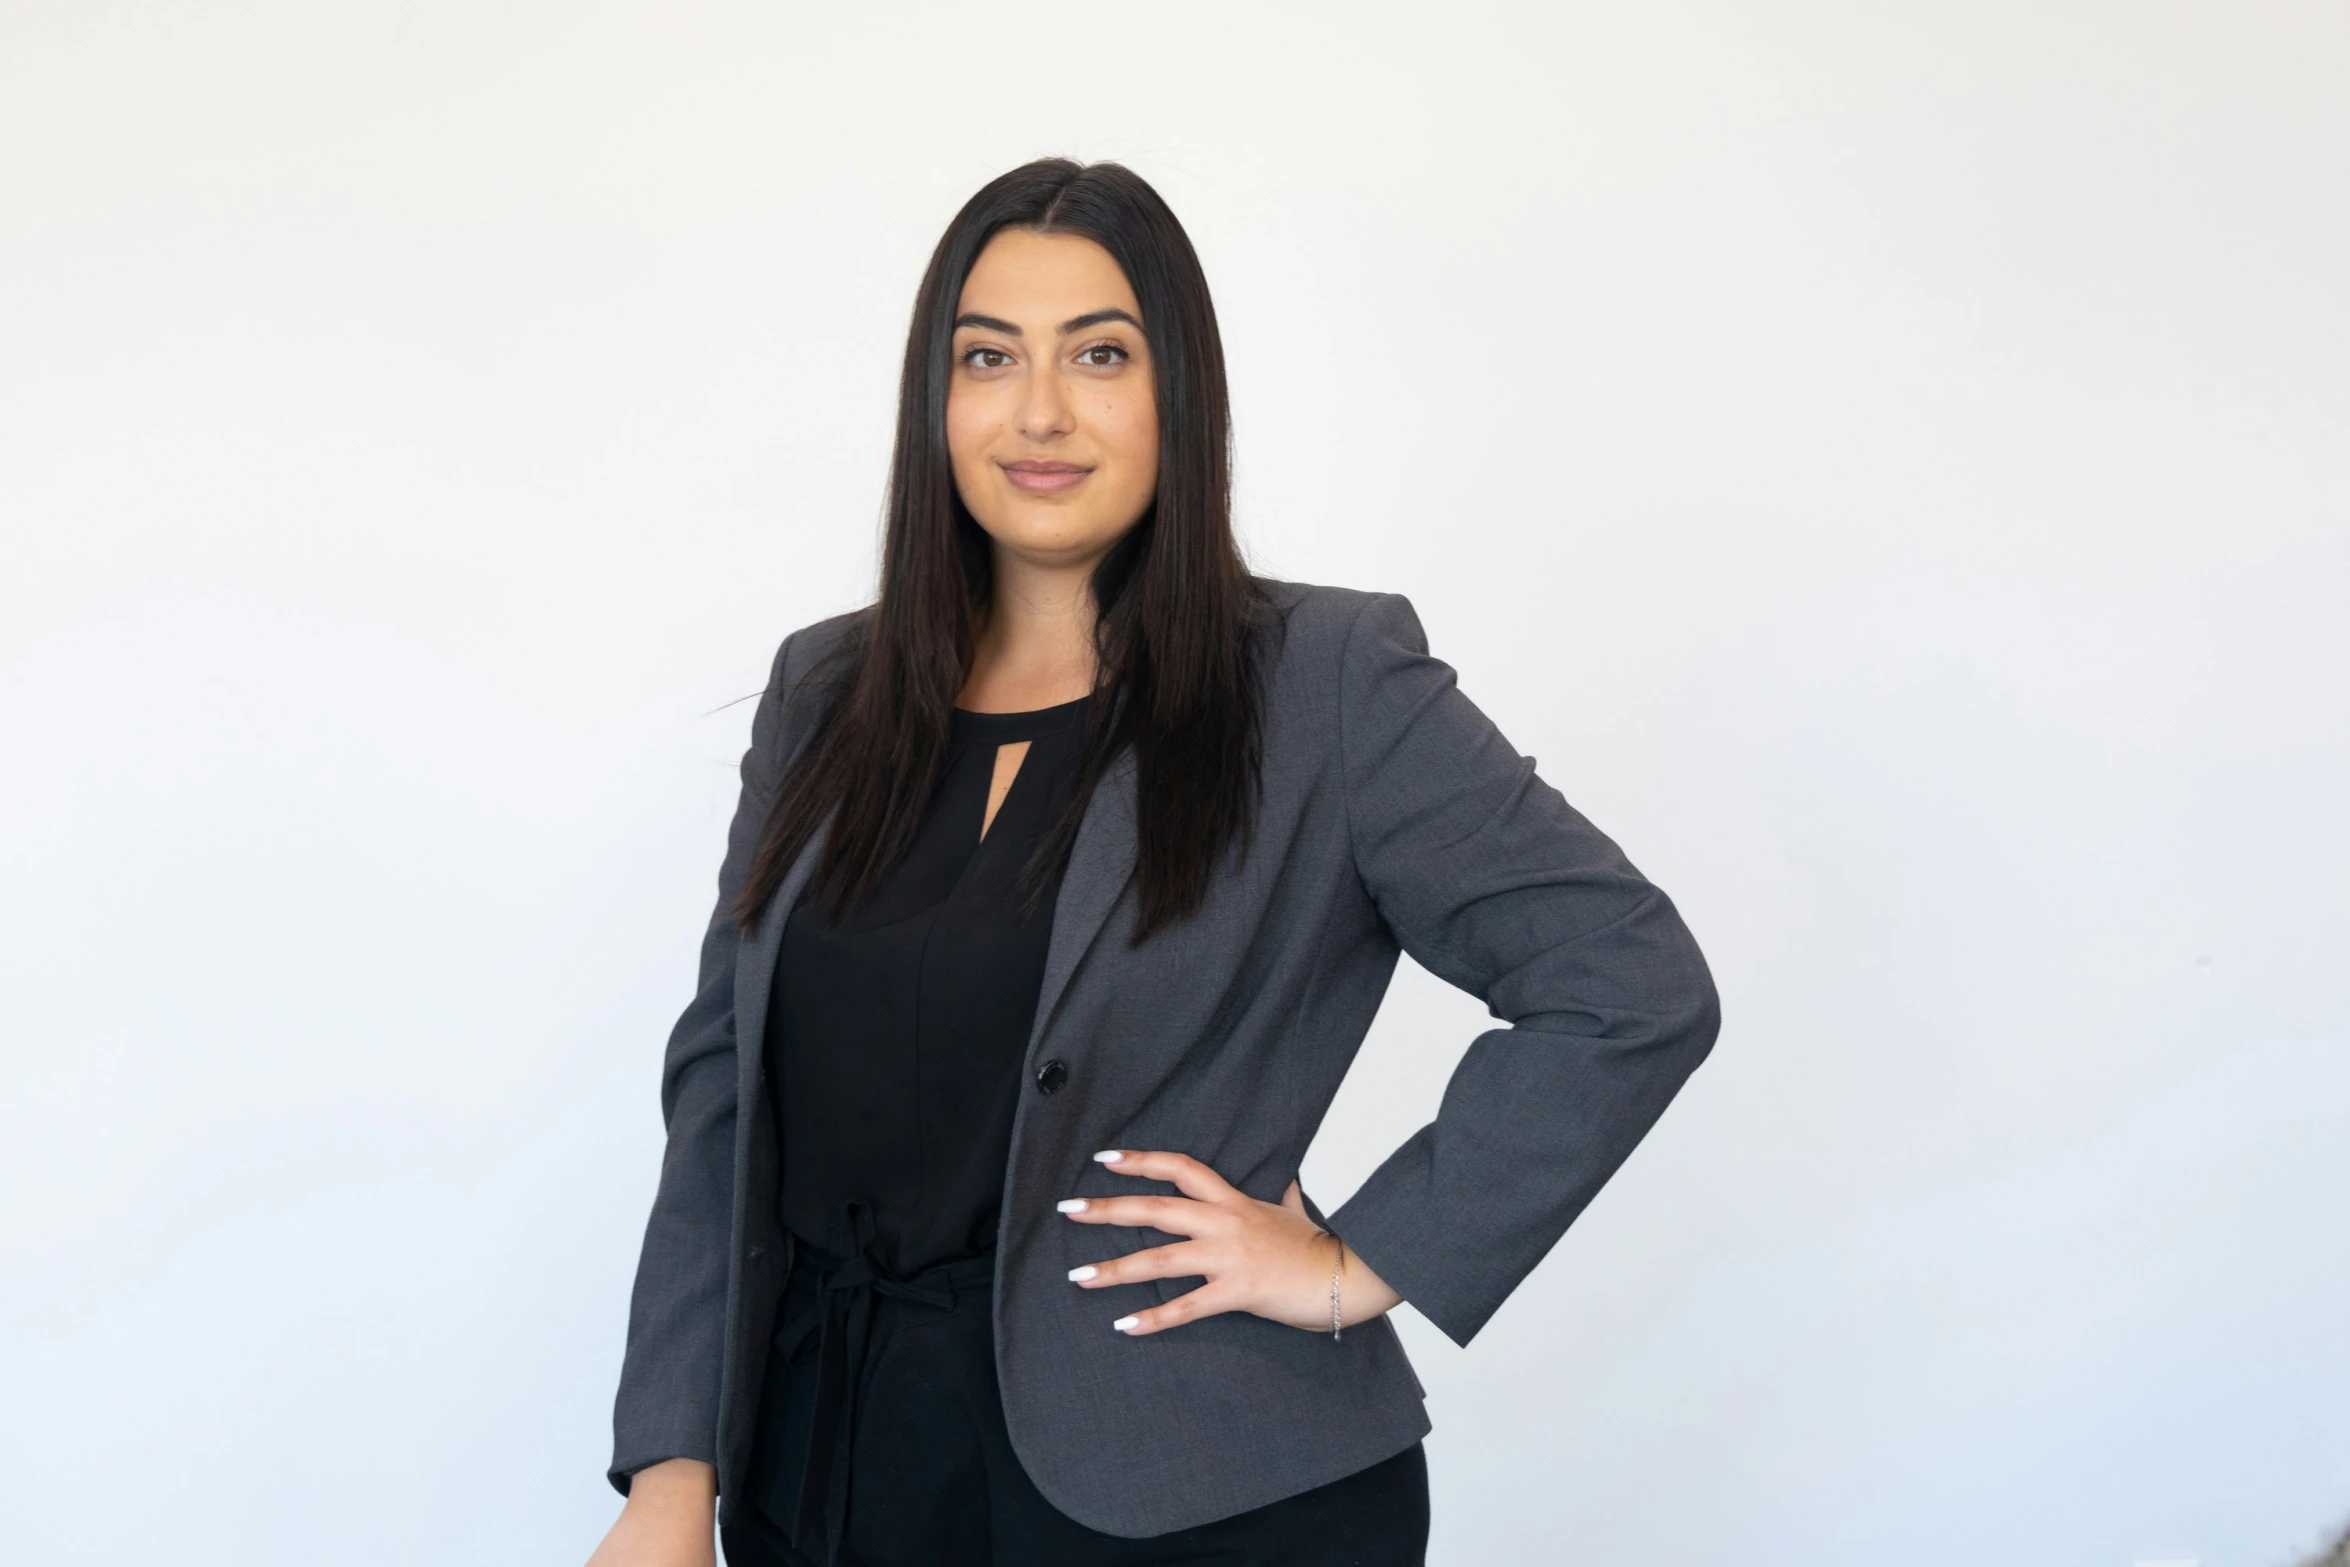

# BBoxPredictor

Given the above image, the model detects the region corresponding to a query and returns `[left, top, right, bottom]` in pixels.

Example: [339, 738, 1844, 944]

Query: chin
[983, 510, 1133, 566]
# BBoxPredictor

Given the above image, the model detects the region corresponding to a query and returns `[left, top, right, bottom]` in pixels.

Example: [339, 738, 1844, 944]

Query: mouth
[999, 459, 1093, 496]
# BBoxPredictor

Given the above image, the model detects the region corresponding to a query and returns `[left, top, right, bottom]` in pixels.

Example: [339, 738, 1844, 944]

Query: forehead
[956, 230, 1140, 323]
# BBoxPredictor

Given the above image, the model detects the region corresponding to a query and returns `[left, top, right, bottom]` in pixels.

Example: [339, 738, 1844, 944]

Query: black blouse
[766, 695, 1089, 1280]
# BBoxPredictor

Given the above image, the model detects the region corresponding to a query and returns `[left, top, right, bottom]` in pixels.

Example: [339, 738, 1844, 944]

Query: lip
[999, 458, 1093, 495]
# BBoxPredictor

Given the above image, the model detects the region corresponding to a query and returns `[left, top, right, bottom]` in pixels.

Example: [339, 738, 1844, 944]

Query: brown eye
[961, 347, 1011, 370]
[1079, 343, 1127, 368]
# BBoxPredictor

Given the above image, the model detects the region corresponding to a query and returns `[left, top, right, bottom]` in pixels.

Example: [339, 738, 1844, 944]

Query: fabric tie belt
[774, 1200, 997, 1567]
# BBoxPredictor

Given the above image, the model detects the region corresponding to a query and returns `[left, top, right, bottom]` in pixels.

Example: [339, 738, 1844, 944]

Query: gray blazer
[607, 580, 1720, 1537]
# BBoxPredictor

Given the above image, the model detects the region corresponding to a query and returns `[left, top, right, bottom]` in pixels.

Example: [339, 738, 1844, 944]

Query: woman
[586, 158, 1719, 1567]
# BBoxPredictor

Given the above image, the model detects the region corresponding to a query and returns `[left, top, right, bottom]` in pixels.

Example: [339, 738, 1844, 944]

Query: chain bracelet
[1327, 1231, 1344, 1341]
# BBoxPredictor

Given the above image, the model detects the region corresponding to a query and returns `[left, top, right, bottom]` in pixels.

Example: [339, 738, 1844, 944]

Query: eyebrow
[952, 307, 1143, 337]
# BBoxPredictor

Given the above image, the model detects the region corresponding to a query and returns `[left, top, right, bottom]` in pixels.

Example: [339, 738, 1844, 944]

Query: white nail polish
[1112, 1315, 1141, 1333]
[1067, 1265, 1097, 1282]
[1056, 1198, 1088, 1213]
[1092, 1149, 1125, 1164]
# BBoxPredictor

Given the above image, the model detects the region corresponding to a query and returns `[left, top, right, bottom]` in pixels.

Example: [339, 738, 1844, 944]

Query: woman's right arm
[585, 1459, 718, 1567]
[587, 632, 801, 1565]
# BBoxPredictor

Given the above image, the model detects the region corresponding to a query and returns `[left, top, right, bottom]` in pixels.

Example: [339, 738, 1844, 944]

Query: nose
[1016, 357, 1075, 443]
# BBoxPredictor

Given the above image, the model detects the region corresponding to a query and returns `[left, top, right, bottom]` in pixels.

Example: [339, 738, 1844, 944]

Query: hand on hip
[1058, 1149, 1404, 1337]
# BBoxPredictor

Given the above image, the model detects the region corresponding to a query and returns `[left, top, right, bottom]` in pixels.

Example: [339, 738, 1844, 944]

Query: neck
[958, 549, 1101, 713]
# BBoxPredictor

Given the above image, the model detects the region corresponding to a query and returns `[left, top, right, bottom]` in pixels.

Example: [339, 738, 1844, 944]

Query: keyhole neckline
[947, 691, 1091, 743]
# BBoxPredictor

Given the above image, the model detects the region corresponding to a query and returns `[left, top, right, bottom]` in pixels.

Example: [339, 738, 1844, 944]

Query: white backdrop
[3, 4, 2345, 1564]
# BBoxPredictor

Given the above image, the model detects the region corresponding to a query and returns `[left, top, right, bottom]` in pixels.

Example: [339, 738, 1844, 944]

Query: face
[947, 229, 1159, 574]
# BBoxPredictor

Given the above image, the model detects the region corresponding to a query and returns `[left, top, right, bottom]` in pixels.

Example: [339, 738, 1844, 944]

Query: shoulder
[739, 607, 869, 761]
[761, 585, 1431, 701]
[1250, 576, 1432, 684]
[769, 606, 871, 694]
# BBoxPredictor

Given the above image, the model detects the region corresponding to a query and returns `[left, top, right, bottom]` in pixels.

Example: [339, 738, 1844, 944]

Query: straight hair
[731, 158, 1271, 943]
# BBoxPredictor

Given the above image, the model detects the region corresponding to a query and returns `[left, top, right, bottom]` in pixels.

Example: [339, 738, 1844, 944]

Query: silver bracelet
[1326, 1231, 1344, 1341]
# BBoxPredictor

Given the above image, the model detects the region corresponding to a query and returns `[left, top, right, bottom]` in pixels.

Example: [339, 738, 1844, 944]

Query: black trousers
[722, 1235, 1429, 1567]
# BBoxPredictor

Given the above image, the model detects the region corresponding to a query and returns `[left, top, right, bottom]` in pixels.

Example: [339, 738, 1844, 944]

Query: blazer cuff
[607, 1428, 719, 1498]
[1322, 1161, 1495, 1350]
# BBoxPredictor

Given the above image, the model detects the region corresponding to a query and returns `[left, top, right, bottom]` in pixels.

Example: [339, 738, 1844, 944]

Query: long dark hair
[731, 158, 1271, 943]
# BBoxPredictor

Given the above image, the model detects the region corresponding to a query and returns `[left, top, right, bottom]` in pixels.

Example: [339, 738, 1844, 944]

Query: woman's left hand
[1059, 1150, 1404, 1337]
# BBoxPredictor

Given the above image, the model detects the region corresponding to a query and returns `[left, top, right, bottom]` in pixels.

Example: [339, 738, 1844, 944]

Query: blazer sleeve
[1322, 593, 1721, 1348]
[606, 630, 798, 1494]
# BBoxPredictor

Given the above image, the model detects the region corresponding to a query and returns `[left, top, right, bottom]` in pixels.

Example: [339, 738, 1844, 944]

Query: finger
[1109, 1280, 1229, 1338]
[1067, 1241, 1209, 1289]
[1088, 1148, 1239, 1203]
[1055, 1195, 1212, 1235]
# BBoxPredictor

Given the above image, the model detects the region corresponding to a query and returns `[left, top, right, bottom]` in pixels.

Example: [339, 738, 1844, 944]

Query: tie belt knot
[778, 1201, 995, 1566]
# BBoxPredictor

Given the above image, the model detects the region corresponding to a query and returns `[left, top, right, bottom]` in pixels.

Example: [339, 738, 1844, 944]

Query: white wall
[3, 3, 2345, 1563]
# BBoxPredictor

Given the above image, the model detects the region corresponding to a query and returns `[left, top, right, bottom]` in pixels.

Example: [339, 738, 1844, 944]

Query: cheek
[1104, 397, 1160, 488]
[945, 389, 998, 471]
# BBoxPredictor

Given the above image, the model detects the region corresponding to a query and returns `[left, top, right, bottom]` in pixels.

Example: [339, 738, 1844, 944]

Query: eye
[960, 346, 1013, 371]
[1076, 342, 1129, 368]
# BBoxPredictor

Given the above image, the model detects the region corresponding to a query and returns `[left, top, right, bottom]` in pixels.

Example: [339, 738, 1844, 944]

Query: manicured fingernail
[1092, 1149, 1126, 1164]
[1056, 1199, 1088, 1213]
[1112, 1315, 1141, 1333]
[1067, 1265, 1097, 1282]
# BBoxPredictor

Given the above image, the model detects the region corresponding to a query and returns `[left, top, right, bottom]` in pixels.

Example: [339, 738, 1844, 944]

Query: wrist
[625, 1457, 716, 1514]
[1336, 1239, 1404, 1328]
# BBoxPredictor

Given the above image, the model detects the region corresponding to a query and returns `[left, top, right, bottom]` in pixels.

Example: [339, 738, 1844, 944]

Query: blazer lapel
[734, 818, 828, 1087]
[1028, 747, 1140, 1055]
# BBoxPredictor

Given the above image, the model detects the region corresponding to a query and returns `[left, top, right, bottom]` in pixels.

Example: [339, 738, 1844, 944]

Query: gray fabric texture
[607, 580, 1722, 1537]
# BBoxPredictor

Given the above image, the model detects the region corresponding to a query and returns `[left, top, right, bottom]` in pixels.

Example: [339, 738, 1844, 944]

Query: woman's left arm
[1063, 591, 1720, 1343]
[1316, 591, 1722, 1345]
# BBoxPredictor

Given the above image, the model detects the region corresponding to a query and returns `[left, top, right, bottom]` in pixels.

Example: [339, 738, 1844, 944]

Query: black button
[1035, 1058, 1069, 1095]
